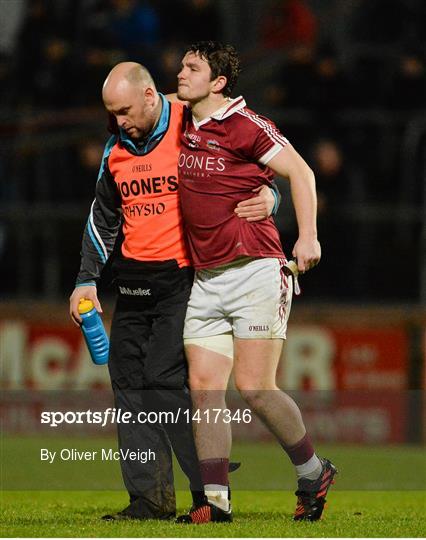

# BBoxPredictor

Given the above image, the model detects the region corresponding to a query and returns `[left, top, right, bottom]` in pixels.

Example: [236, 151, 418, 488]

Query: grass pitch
[1, 438, 425, 537]
[2, 490, 424, 537]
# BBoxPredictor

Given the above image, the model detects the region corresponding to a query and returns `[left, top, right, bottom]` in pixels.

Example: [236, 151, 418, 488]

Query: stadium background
[1, 0, 425, 504]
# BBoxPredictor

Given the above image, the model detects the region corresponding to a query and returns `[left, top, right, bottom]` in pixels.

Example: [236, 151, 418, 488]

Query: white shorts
[184, 257, 293, 340]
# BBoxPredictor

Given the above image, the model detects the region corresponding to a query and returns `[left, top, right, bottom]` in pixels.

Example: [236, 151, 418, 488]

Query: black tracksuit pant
[108, 258, 203, 518]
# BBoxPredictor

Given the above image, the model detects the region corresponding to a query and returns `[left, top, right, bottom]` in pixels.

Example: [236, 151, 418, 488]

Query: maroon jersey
[178, 96, 288, 269]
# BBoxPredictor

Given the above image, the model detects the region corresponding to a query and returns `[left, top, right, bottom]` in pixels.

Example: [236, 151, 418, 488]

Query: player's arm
[267, 144, 321, 273]
[225, 112, 282, 221]
[70, 149, 122, 325]
[234, 184, 279, 221]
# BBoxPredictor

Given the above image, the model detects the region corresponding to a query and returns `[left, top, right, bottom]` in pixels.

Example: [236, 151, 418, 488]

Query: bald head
[102, 62, 161, 140]
[103, 62, 155, 99]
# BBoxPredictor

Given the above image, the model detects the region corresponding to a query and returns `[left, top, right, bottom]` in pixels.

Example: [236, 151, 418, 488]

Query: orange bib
[108, 103, 190, 267]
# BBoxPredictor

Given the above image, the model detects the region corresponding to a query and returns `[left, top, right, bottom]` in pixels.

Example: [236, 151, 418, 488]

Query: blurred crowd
[259, 0, 424, 111]
[0, 0, 424, 302]
[0, 0, 423, 109]
[0, 0, 221, 107]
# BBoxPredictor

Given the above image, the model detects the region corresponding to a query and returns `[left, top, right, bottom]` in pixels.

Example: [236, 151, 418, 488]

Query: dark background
[0, 0, 424, 304]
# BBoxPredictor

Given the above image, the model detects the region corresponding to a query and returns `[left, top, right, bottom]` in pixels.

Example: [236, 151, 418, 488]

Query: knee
[234, 374, 276, 393]
[238, 388, 266, 409]
[187, 359, 229, 392]
[235, 378, 278, 408]
[189, 367, 227, 409]
[188, 369, 215, 391]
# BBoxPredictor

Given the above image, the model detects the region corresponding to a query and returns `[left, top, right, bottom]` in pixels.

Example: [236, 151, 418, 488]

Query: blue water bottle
[78, 298, 109, 365]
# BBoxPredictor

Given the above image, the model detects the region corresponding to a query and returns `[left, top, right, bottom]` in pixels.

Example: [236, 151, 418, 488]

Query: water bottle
[78, 298, 109, 365]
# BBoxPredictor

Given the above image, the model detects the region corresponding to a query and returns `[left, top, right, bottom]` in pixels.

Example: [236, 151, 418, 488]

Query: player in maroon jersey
[175, 41, 337, 524]
[69, 61, 277, 521]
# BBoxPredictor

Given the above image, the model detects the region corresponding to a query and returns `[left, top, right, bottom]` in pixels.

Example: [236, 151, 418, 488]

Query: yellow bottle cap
[78, 298, 94, 314]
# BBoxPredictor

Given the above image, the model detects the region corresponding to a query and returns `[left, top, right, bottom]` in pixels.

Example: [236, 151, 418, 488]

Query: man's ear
[212, 75, 227, 94]
[144, 86, 156, 104]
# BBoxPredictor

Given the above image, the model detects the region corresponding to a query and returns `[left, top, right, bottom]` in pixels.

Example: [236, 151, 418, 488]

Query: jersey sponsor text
[118, 176, 178, 198]
[178, 153, 225, 172]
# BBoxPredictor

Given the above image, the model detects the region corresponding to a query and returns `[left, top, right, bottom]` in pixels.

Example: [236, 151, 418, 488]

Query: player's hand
[234, 185, 275, 222]
[292, 237, 321, 273]
[69, 285, 102, 326]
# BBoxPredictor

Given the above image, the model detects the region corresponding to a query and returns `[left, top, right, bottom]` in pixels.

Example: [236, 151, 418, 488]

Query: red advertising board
[333, 328, 407, 390]
[1, 320, 409, 442]
[279, 326, 407, 391]
[1, 320, 111, 390]
[278, 326, 408, 443]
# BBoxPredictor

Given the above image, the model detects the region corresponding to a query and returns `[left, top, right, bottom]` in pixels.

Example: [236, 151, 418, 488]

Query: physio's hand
[234, 185, 275, 222]
[292, 237, 321, 273]
[69, 285, 101, 326]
